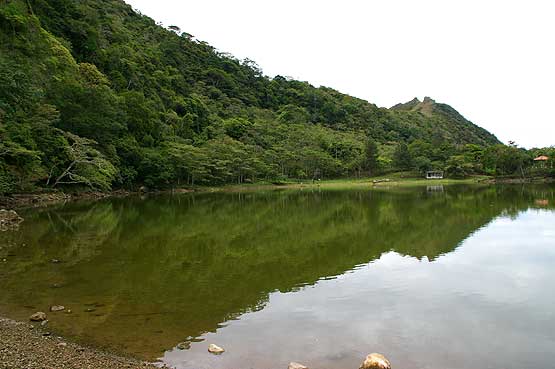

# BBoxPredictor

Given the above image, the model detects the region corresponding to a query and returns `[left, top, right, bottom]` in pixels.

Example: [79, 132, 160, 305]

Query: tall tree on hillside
[363, 139, 380, 176]
[393, 143, 413, 171]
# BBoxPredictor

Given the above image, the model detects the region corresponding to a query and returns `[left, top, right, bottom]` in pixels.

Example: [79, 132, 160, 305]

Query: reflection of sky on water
[164, 210, 555, 369]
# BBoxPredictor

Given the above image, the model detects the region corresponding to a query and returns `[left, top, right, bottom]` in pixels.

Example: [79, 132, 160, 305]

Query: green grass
[194, 173, 493, 193]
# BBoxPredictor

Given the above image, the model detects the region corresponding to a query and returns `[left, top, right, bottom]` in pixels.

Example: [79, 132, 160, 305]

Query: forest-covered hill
[0, 0, 505, 193]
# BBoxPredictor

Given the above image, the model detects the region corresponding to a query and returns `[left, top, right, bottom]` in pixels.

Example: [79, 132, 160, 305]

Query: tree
[168, 25, 181, 34]
[165, 141, 209, 186]
[52, 133, 117, 190]
[223, 117, 253, 140]
[393, 143, 413, 171]
[445, 156, 472, 178]
[482, 144, 531, 176]
[413, 156, 433, 174]
[362, 139, 380, 176]
[0, 0, 504, 192]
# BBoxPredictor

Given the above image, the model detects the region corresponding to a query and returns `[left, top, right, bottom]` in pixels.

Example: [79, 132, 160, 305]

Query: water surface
[0, 185, 554, 369]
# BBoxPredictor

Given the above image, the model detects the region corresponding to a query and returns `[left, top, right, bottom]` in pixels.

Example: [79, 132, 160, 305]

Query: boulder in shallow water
[30, 312, 47, 322]
[288, 362, 308, 369]
[359, 353, 391, 369]
[208, 344, 225, 354]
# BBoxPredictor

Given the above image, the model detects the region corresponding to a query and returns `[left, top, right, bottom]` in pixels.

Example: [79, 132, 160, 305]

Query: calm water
[1, 185, 554, 369]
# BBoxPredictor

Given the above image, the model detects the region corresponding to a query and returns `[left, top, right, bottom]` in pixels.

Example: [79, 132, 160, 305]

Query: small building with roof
[426, 171, 444, 179]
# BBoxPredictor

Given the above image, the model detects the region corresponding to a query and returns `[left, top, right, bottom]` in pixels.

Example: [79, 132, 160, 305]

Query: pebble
[29, 312, 47, 322]
[176, 342, 191, 350]
[50, 305, 65, 312]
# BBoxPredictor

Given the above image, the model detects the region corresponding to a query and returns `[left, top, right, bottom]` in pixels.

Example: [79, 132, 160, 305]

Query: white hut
[426, 171, 444, 179]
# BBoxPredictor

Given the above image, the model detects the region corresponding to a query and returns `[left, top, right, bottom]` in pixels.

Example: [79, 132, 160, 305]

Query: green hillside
[0, 0, 503, 193]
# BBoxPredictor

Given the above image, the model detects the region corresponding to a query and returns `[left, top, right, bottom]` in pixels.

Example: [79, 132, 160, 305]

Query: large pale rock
[29, 312, 47, 322]
[359, 353, 391, 369]
[288, 362, 308, 369]
[50, 305, 65, 312]
[208, 344, 225, 354]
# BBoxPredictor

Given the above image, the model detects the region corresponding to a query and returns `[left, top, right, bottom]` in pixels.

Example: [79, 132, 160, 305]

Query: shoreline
[1, 175, 553, 210]
[0, 316, 166, 369]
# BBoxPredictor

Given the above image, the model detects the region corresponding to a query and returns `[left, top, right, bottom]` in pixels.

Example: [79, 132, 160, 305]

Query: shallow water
[0, 185, 554, 369]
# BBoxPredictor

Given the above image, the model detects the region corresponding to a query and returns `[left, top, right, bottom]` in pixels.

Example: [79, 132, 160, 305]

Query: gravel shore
[0, 317, 166, 369]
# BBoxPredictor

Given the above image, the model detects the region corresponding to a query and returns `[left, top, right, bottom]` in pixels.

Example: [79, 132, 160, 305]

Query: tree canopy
[0, 0, 549, 194]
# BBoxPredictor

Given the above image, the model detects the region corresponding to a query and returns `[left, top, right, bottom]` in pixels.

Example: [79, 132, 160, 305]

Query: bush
[0, 164, 17, 194]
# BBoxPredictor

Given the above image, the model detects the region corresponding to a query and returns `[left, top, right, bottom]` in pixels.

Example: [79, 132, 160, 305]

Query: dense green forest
[0, 0, 552, 193]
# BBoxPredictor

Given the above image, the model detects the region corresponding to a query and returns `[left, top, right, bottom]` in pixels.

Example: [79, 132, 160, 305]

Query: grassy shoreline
[2, 174, 553, 209]
[206, 174, 493, 192]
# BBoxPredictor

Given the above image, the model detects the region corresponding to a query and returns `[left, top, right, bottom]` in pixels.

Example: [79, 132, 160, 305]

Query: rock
[176, 342, 190, 350]
[359, 353, 391, 369]
[208, 344, 225, 355]
[58, 342, 68, 347]
[40, 320, 49, 326]
[50, 259, 61, 264]
[29, 312, 47, 322]
[288, 362, 308, 369]
[0, 209, 24, 230]
[50, 305, 65, 312]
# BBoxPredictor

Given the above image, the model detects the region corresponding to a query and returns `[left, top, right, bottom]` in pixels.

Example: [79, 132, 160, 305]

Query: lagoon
[1, 185, 554, 369]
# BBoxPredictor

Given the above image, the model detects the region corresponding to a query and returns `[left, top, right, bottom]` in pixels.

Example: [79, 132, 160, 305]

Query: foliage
[362, 139, 380, 176]
[51, 133, 118, 191]
[445, 156, 472, 179]
[482, 144, 531, 177]
[393, 143, 413, 171]
[0, 0, 546, 193]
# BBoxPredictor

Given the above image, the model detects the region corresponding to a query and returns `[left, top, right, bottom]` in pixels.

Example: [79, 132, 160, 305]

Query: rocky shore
[0, 191, 131, 209]
[0, 188, 199, 210]
[0, 317, 165, 369]
[1, 314, 393, 369]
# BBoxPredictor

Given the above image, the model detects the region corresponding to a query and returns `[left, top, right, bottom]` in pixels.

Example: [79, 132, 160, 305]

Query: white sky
[125, 0, 554, 148]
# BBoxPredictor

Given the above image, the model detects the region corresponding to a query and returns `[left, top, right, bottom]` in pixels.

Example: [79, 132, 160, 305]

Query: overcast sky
[125, 0, 554, 148]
